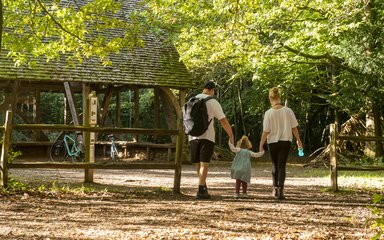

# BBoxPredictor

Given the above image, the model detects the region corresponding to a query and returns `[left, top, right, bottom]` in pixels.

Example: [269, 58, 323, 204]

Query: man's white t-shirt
[263, 106, 298, 144]
[188, 93, 226, 143]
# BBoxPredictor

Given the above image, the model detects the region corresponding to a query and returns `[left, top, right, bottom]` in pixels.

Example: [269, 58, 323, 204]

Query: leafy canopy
[2, 0, 147, 66]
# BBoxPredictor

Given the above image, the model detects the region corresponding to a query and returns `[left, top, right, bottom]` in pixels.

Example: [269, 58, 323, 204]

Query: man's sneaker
[233, 193, 240, 199]
[196, 190, 211, 199]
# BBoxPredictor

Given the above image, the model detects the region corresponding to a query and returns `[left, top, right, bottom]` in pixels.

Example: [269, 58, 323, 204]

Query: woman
[259, 87, 303, 200]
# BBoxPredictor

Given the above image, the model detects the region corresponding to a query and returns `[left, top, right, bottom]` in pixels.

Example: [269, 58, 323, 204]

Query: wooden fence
[329, 123, 384, 191]
[0, 110, 184, 193]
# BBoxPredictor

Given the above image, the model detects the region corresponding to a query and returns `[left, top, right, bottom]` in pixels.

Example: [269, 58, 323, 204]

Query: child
[229, 136, 264, 198]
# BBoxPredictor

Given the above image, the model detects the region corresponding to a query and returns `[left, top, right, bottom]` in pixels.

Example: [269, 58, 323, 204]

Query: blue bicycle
[108, 134, 120, 162]
[50, 133, 85, 162]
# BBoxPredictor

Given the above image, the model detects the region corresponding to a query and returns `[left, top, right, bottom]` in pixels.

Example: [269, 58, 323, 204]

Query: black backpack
[182, 96, 215, 136]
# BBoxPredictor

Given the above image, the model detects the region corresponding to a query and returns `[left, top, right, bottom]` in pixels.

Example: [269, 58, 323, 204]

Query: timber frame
[0, 81, 188, 193]
[0, 0, 194, 193]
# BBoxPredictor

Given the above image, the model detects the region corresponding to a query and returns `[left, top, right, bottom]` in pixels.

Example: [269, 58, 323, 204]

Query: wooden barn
[0, 1, 194, 192]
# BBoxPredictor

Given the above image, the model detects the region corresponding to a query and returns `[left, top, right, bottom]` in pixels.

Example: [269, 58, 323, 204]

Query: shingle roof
[0, 1, 193, 90]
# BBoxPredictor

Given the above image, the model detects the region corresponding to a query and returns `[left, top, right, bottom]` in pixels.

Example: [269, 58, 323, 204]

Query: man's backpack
[182, 96, 215, 136]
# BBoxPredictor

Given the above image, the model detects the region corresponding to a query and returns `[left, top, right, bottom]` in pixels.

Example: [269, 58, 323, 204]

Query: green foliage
[2, 0, 147, 66]
[348, 156, 384, 167]
[143, 0, 384, 148]
[49, 181, 95, 194]
[6, 177, 28, 191]
[369, 193, 384, 240]
[7, 148, 22, 164]
[0, 138, 22, 163]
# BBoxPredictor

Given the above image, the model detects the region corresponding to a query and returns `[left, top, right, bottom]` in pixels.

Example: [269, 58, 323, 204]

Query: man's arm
[219, 118, 234, 144]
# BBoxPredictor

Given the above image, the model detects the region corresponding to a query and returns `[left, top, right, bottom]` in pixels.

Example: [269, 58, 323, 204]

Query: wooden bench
[95, 141, 176, 161]
[12, 141, 176, 161]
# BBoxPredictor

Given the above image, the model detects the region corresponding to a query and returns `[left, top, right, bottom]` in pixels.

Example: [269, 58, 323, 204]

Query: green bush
[369, 193, 384, 240]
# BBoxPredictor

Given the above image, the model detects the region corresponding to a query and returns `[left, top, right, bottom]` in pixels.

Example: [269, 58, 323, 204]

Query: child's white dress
[229, 143, 264, 183]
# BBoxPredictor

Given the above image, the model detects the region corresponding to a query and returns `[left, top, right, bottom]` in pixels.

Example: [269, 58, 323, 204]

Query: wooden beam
[115, 91, 121, 128]
[337, 135, 384, 141]
[11, 80, 20, 116]
[9, 162, 176, 170]
[134, 88, 140, 141]
[100, 87, 113, 126]
[33, 89, 41, 141]
[338, 166, 384, 171]
[154, 88, 160, 128]
[64, 82, 79, 126]
[13, 124, 179, 136]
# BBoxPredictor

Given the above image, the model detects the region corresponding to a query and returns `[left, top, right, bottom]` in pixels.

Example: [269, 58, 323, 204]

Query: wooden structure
[329, 123, 384, 191]
[0, 1, 193, 193]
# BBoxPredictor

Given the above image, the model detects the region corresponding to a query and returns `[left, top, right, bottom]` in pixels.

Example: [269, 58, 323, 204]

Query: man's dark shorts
[190, 139, 215, 163]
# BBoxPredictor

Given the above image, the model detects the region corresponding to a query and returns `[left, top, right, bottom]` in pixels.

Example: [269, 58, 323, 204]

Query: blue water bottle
[298, 148, 304, 157]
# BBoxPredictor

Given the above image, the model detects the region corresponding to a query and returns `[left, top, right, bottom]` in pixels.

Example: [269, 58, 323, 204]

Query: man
[188, 81, 234, 199]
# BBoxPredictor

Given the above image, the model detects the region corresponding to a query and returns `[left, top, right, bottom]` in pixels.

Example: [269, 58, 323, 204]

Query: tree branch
[35, 0, 86, 43]
[283, 45, 361, 75]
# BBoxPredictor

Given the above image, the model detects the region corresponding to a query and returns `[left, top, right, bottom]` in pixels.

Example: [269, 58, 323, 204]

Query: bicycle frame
[108, 134, 119, 161]
[63, 134, 83, 161]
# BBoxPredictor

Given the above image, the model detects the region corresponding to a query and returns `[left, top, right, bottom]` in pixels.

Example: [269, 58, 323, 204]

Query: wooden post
[173, 89, 186, 194]
[33, 89, 41, 141]
[134, 88, 140, 141]
[64, 82, 80, 126]
[154, 88, 160, 129]
[100, 87, 112, 126]
[1, 111, 13, 188]
[115, 91, 121, 128]
[330, 123, 338, 191]
[83, 84, 93, 183]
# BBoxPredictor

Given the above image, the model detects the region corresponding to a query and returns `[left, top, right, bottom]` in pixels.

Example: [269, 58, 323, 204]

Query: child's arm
[249, 150, 264, 158]
[228, 141, 240, 153]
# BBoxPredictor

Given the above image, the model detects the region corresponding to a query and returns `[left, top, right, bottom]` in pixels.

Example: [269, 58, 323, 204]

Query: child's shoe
[242, 193, 250, 198]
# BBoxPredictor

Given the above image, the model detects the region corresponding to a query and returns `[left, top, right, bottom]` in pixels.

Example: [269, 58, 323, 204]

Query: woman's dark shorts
[190, 139, 215, 163]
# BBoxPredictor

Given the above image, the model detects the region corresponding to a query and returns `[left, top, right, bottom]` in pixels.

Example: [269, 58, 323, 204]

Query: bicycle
[108, 134, 120, 162]
[50, 132, 85, 162]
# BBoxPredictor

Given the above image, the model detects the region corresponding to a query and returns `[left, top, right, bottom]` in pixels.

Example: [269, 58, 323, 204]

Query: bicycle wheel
[50, 140, 67, 162]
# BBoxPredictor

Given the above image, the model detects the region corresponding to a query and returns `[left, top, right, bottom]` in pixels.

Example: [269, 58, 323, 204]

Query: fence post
[173, 89, 185, 194]
[1, 111, 13, 188]
[330, 123, 338, 191]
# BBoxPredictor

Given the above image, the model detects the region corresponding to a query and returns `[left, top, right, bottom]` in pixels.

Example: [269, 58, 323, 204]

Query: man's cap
[203, 81, 216, 90]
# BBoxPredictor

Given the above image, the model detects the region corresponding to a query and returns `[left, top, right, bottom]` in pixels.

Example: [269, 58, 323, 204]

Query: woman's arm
[292, 127, 303, 148]
[259, 131, 269, 152]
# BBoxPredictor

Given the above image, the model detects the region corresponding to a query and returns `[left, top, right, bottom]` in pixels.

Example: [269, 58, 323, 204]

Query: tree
[1, 0, 147, 65]
[143, 0, 384, 154]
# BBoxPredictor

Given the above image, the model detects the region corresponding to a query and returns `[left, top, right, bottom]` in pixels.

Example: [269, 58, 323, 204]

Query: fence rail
[1, 110, 184, 193]
[329, 123, 384, 191]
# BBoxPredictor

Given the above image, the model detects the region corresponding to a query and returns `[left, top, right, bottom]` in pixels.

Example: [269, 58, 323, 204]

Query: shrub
[369, 193, 384, 240]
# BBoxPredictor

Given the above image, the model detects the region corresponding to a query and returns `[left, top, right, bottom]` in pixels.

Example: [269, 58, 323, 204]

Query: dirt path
[0, 161, 380, 239]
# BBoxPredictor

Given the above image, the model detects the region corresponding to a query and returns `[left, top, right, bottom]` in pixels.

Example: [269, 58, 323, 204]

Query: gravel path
[0, 161, 381, 239]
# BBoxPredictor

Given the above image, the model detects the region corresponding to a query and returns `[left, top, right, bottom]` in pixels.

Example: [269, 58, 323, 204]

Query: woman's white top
[263, 106, 298, 144]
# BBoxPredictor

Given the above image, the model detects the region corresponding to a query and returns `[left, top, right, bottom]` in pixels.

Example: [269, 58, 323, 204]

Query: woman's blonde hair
[269, 87, 281, 101]
[236, 135, 252, 149]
